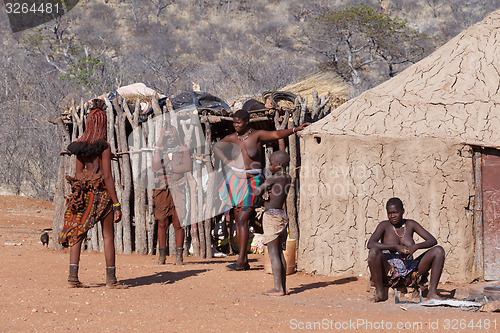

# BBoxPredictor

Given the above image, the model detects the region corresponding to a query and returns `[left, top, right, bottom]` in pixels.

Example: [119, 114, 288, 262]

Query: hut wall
[297, 134, 475, 283]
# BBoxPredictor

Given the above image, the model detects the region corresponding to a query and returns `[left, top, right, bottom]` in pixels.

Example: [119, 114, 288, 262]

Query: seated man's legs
[368, 247, 390, 302]
[416, 246, 445, 299]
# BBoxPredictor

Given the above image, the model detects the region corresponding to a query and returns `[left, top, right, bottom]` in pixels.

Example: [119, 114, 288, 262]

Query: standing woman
[59, 98, 127, 289]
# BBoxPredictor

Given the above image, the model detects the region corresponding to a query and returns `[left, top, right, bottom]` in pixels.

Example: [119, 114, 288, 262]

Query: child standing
[255, 150, 291, 296]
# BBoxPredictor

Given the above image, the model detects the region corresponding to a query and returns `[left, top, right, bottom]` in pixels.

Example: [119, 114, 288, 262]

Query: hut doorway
[481, 148, 500, 280]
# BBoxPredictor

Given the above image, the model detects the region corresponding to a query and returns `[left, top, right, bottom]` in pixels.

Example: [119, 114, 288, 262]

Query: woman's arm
[406, 220, 437, 254]
[213, 139, 232, 166]
[101, 146, 122, 222]
[257, 123, 311, 142]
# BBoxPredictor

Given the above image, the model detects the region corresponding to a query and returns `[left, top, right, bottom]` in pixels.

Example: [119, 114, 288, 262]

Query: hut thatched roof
[306, 10, 500, 148]
[280, 72, 349, 108]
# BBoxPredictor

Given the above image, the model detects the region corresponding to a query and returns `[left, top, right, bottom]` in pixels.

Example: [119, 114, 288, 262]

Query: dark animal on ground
[40, 231, 49, 248]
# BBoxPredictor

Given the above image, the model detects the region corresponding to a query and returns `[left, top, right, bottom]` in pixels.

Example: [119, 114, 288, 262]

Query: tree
[426, 0, 444, 18]
[20, 15, 116, 94]
[149, 0, 175, 24]
[449, 0, 500, 31]
[305, 3, 434, 92]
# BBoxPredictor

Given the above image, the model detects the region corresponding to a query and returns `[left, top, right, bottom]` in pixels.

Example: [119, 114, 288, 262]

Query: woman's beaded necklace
[237, 129, 252, 141]
[393, 221, 406, 238]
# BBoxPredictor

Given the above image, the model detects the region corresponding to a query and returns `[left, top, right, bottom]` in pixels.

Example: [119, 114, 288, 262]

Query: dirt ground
[0, 195, 498, 332]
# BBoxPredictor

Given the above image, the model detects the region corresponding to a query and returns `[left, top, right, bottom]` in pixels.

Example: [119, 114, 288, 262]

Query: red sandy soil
[0, 194, 498, 332]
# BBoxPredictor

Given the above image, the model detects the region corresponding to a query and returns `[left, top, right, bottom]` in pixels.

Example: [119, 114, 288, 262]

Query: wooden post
[181, 115, 200, 257]
[187, 172, 200, 257]
[292, 95, 307, 241]
[70, 99, 80, 141]
[473, 150, 484, 279]
[299, 96, 307, 125]
[203, 118, 214, 258]
[287, 116, 299, 241]
[51, 117, 71, 250]
[194, 121, 206, 258]
[104, 97, 124, 253]
[150, 94, 164, 255]
[145, 114, 156, 255]
[274, 108, 290, 151]
[311, 91, 329, 121]
[113, 98, 133, 254]
[124, 100, 147, 254]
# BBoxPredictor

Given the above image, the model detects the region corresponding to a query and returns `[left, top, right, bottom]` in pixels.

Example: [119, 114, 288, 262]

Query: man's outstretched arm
[257, 123, 310, 142]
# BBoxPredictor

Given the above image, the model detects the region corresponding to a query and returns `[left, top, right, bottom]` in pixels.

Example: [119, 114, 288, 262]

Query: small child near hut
[255, 150, 291, 296]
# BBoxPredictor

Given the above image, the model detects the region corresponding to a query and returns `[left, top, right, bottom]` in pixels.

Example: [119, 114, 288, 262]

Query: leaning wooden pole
[150, 94, 164, 255]
[124, 100, 147, 254]
[473, 150, 484, 279]
[113, 98, 133, 254]
[290, 95, 308, 241]
[145, 113, 156, 255]
[274, 108, 289, 151]
[104, 97, 124, 253]
[50, 117, 71, 250]
[287, 106, 299, 240]
[181, 116, 200, 257]
[194, 122, 206, 258]
[203, 118, 214, 258]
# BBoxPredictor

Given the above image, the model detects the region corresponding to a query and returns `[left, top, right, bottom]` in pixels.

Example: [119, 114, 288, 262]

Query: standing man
[153, 125, 192, 265]
[214, 109, 309, 270]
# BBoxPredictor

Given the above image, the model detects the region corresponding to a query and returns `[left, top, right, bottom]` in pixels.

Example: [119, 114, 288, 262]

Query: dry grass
[281, 72, 350, 108]
[122, 93, 154, 105]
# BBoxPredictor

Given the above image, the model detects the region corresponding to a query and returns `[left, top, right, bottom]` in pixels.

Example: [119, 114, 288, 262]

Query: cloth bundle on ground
[383, 250, 428, 289]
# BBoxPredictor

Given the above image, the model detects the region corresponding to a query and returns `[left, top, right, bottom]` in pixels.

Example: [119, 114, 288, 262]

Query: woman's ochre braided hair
[78, 100, 107, 144]
[67, 99, 109, 157]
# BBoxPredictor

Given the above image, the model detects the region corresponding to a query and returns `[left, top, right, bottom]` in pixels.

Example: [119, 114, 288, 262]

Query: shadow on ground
[115, 269, 210, 287]
[289, 276, 358, 295]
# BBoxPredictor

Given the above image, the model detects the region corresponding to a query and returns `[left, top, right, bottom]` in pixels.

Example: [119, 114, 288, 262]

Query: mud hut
[297, 10, 500, 283]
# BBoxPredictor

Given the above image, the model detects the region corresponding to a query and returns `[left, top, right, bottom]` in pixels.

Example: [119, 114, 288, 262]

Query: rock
[479, 300, 500, 312]
[454, 281, 499, 300]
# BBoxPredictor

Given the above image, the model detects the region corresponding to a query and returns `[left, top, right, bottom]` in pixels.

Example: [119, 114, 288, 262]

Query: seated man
[367, 197, 445, 302]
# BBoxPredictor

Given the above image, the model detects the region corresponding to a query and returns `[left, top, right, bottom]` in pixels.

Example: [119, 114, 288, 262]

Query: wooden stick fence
[50, 91, 334, 257]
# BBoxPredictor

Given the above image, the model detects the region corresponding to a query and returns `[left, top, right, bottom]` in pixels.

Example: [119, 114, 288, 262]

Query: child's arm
[255, 176, 276, 197]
